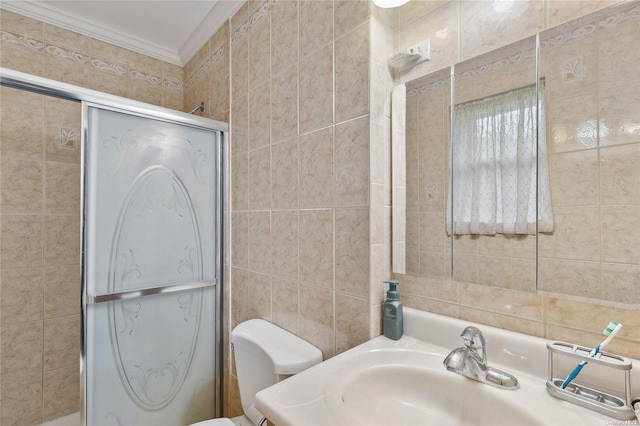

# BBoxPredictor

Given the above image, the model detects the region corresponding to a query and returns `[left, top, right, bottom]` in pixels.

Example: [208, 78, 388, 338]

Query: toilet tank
[231, 320, 323, 424]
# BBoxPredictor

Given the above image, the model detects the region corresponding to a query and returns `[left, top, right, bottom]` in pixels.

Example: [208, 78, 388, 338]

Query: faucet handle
[460, 326, 485, 349]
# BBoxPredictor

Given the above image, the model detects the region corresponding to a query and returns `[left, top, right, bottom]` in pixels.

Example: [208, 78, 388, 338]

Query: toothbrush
[561, 320, 622, 389]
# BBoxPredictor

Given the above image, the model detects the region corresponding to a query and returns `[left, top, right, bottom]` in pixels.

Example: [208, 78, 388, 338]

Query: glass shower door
[82, 104, 219, 425]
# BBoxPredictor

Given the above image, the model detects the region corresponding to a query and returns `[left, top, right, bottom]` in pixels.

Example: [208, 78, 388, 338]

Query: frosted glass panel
[83, 106, 217, 425]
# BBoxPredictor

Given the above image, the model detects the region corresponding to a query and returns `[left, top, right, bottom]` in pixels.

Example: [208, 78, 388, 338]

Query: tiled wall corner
[368, 5, 395, 340]
[183, 21, 230, 122]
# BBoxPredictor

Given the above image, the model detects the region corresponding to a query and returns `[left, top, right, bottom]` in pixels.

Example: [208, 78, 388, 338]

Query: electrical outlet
[388, 39, 430, 71]
[407, 39, 430, 65]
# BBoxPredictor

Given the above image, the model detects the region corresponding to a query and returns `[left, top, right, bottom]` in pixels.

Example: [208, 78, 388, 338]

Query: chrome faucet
[443, 326, 519, 390]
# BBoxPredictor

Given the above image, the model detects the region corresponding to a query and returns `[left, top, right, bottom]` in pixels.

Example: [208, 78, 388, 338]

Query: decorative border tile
[210, 43, 225, 68]
[58, 127, 79, 150]
[163, 80, 184, 92]
[1, 30, 44, 52]
[541, 1, 640, 50]
[540, 22, 597, 50]
[230, 20, 250, 45]
[184, 42, 226, 90]
[91, 58, 128, 76]
[1, 28, 183, 93]
[406, 78, 448, 98]
[560, 57, 585, 83]
[248, 0, 275, 28]
[46, 44, 90, 64]
[130, 70, 163, 87]
[230, 0, 279, 45]
[407, 43, 536, 97]
[598, 1, 640, 29]
[456, 47, 536, 82]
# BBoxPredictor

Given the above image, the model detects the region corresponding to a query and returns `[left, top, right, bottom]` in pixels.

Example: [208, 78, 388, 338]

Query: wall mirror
[394, 1, 640, 306]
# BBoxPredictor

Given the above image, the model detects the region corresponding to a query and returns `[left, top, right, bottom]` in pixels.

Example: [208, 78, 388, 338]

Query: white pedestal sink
[330, 350, 541, 426]
[255, 308, 640, 426]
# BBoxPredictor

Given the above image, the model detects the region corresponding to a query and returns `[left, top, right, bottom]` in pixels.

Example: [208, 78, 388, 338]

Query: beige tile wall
[393, 0, 640, 360]
[0, 86, 81, 425]
[0, 9, 187, 425]
[185, 0, 373, 417]
[539, 3, 640, 305]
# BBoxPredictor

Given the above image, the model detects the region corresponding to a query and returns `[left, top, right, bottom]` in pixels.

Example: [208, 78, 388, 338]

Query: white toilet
[192, 319, 323, 426]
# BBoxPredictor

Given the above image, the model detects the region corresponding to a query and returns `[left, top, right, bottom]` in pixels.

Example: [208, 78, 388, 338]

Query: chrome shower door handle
[86, 279, 217, 304]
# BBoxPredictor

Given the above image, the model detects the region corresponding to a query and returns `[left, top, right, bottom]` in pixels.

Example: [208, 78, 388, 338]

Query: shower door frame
[0, 67, 227, 425]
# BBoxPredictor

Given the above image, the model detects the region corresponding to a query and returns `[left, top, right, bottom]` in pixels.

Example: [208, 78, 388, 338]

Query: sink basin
[255, 308, 638, 426]
[328, 350, 543, 426]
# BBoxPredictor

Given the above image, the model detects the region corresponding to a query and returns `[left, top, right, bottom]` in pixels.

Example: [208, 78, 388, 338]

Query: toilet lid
[190, 418, 236, 426]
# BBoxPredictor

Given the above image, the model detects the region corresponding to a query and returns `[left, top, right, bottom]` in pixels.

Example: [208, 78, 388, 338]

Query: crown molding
[1, 0, 243, 67]
[179, 0, 244, 65]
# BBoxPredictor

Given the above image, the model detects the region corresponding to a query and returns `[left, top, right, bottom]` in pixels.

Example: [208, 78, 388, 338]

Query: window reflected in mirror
[448, 83, 552, 236]
[451, 36, 539, 292]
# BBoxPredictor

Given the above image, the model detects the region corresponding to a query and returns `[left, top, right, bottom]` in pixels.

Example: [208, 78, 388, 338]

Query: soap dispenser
[383, 280, 403, 340]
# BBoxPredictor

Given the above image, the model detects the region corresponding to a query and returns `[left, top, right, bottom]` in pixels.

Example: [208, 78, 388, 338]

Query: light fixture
[373, 0, 411, 8]
[492, 0, 515, 13]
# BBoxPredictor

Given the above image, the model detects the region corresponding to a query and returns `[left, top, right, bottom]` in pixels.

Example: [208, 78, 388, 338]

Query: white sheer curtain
[446, 84, 554, 235]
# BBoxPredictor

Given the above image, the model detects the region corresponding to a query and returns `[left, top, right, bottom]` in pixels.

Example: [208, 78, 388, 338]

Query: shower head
[189, 102, 204, 114]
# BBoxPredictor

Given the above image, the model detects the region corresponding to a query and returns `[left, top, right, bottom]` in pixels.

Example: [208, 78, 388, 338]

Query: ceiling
[1, 0, 244, 66]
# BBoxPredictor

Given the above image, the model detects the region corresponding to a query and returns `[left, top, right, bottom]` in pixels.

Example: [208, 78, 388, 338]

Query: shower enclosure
[0, 68, 227, 426]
